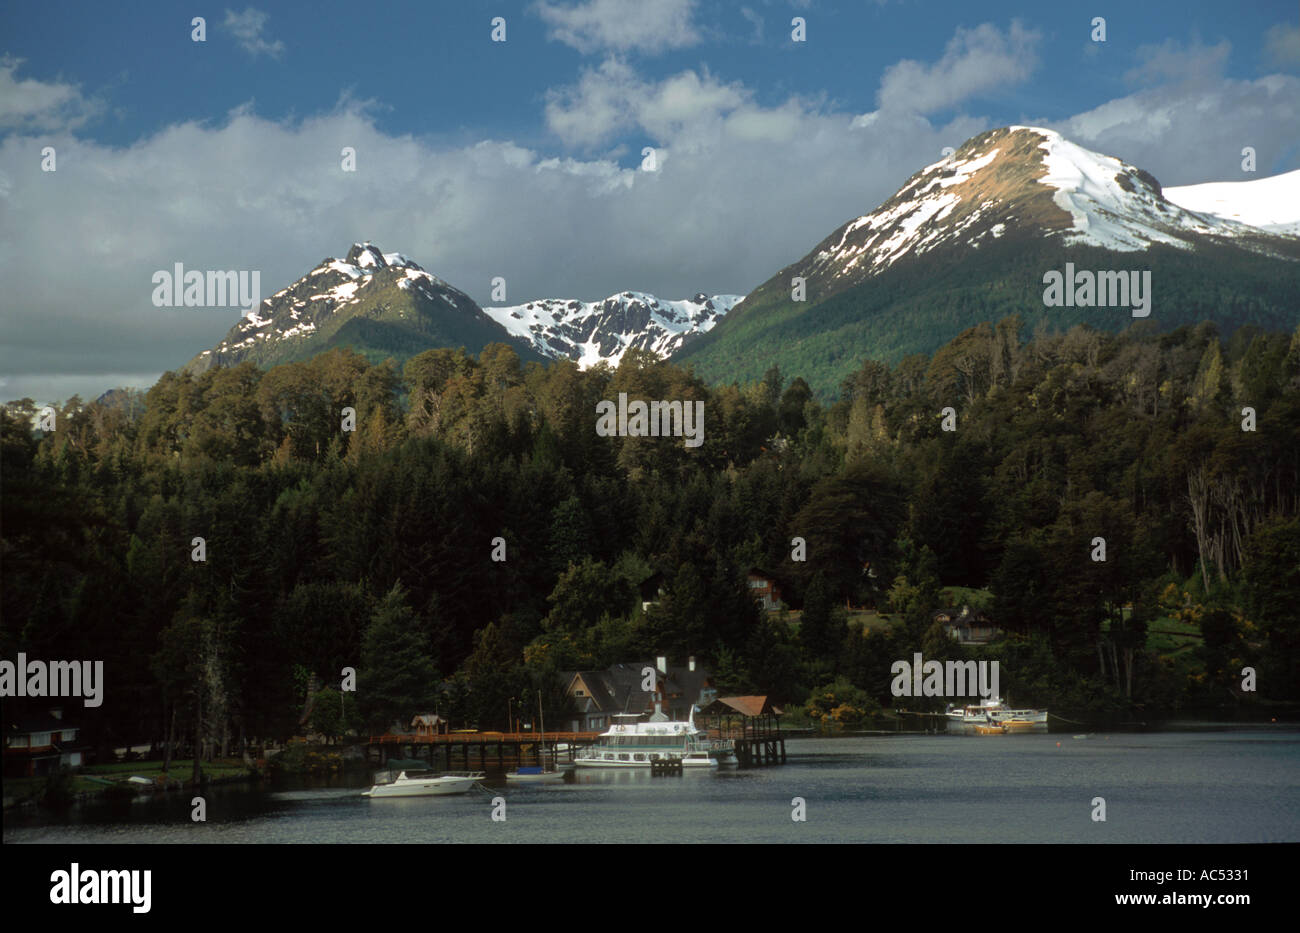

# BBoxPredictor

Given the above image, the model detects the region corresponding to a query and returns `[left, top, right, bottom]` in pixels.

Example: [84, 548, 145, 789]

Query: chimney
[656, 656, 667, 674]
[688, 656, 696, 672]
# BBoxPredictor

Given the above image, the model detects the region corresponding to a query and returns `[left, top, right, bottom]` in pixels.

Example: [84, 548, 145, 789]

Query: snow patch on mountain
[1020, 126, 1259, 250]
[1164, 170, 1300, 237]
[484, 291, 744, 367]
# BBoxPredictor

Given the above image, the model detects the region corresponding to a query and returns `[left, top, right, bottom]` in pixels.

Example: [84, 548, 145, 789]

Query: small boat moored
[506, 766, 567, 784]
[362, 770, 484, 797]
[946, 696, 1048, 734]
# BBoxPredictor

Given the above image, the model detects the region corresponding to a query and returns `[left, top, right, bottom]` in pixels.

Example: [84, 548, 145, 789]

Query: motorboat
[362, 770, 483, 797]
[946, 696, 1047, 733]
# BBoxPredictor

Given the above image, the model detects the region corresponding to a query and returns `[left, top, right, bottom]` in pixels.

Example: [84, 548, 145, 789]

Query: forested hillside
[3, 318, 1298, 756]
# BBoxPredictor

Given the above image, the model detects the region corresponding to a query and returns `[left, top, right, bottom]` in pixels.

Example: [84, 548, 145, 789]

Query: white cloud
[224, 7, 285, 59]
[0, 57, 102, 132]
[534, 0, 700, 54]
[1125, 38, 1230, 88]
[876, 20, 1041, 114]
[1048, 70, 1300, 185]
[4, 23, 1299, 404]
[1264, 23, 1300, 68]
[546, 57, 806, 148]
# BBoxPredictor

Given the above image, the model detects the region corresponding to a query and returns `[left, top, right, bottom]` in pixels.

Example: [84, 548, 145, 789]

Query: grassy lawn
[784, 608, 898, 636]
[847, 609, 895, 633]
[5, 758, 254, 806]
[82, 759, 250, 779]
[941, 586, 993, 610]
[4, 775, 106, 802]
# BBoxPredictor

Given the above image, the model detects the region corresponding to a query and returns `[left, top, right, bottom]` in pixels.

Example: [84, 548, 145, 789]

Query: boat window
[618, 754, 629, 761]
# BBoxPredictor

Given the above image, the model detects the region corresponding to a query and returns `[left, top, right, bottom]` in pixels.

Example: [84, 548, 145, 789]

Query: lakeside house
[411, 713, 447, 736]
[746, 569, 784, 612]
[4, 706, 86, 777]
[560, 657, 717, 732]
[935, 605, 1001, 646]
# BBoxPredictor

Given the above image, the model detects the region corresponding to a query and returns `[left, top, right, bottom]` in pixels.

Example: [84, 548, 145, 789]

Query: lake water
[7, 727, 1298, 843]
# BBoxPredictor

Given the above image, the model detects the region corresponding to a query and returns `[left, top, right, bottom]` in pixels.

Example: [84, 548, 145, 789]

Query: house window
[575, 689, 585, 696]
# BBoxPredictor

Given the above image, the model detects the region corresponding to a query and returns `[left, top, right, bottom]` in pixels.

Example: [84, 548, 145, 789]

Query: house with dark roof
[559, 657, 718, 732]
[638, 571, 667, 611]
[934, 605, 1000, 646]
[4, 706, 87, 777]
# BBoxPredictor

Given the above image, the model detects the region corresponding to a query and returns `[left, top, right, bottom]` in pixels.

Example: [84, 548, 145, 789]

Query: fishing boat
[508, 691, 568, 783]
[945, 696, 1048, 734]
[574, 705, 731, 768]
[362, 770, 483, 797]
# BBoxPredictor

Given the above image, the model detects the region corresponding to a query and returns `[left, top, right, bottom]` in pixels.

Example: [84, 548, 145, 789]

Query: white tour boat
[362, 769, 484, 797]
[574, 707, 732, 768]
[945, 696, 1048, 733]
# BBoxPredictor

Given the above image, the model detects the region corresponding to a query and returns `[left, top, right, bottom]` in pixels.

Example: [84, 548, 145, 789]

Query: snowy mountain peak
[804, 126, 1297, 296]
[185, 243, 498, 374]
[346, 242, 387, 269]
[484, 291, 744, 368]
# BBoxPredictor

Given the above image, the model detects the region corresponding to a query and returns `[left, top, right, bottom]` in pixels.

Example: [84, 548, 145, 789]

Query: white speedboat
[362, 770, 483, 797]
[945, 697, 1048, 733]
[574, 707, 730, 768]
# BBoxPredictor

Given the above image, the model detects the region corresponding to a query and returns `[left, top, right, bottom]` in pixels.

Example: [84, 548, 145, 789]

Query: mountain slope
[483, 291, 743, 368]
[184, 243, 540, 374]
[676, 126, 1300, 395]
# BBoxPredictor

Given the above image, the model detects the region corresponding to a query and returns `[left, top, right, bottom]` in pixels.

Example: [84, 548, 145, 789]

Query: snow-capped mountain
[1164, 169, 1300, 237]
[484, 292, 743, 368]
[185, 243, 533, 373]
[798, 125, 1299, 297]
[677, 125, 1300, 395]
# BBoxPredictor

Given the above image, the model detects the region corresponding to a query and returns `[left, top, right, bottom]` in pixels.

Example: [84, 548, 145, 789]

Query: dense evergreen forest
[3, 316, 1299, 757]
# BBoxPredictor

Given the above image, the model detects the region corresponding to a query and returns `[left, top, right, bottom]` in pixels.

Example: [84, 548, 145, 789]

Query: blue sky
[2, 0, 1299, 402]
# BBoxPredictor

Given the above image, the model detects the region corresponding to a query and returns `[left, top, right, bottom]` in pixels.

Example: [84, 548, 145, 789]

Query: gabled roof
[703, 696, 782, 717]
[561, 660, 714, 715]
[5, 709, 77, 735]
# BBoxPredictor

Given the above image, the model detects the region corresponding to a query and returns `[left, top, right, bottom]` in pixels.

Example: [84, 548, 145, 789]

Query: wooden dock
[732, 728, 786, 767]
[366, 731, 599, 770]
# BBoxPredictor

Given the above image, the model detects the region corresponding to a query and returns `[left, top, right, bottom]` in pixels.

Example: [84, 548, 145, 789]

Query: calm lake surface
[7, 727, 1298, 843]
